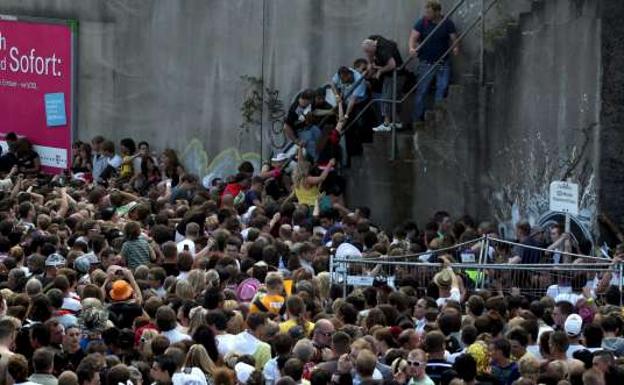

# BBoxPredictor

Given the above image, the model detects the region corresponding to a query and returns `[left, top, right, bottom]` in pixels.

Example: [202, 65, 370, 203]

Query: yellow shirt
[120, 155, 134, 178]
[279, 319, 315, 336]
[294, 184, 320, 206]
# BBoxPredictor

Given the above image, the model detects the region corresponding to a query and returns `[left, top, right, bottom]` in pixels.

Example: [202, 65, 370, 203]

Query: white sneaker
[393, 123, 403, 130]
[373, 123, 390, 132]
[373, 123, 391, 132]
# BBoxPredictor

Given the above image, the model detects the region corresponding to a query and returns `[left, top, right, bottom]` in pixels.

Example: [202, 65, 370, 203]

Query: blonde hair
[9, 246, 23, 261]
[222, 300, 239, 311]
[226, 311, 245, 334]
[187, 270, 207, 294]
[265, 272, 284, 292]
[316, 272, 331, 300]
[139, 328, 160, 358]
[518, 355, 540, 381]
[188, 307, 208, 337]
[185, 344, 217, 376]
[175, 280, 195, 301]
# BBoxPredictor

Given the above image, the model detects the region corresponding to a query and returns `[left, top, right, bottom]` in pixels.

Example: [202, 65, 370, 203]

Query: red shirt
[221, 182, 242, 198]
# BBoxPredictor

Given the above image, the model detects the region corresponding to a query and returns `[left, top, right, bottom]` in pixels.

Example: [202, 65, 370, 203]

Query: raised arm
[335, 96, 346, 134]
[304, 159, 336, 186]
[56, 188, 69, 218]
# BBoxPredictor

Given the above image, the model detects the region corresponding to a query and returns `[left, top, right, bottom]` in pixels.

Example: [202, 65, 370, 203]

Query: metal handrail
[340, 0, 499, 160]
[278, 0, 496, 162]
[280, 0, 470, 150]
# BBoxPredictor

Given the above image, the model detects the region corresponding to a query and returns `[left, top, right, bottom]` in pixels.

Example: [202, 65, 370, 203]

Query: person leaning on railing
[361, 35, 404, 133]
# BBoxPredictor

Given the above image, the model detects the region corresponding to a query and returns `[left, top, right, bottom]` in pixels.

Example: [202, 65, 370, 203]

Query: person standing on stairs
[361, 35, 404, 133]
[283, 89, 322, 161]
[331, 66, 368, 163]
[409, 0, 459, 128]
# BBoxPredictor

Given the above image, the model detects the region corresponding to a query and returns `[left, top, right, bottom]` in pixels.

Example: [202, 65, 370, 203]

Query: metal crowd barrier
[329, 235, 623, 304]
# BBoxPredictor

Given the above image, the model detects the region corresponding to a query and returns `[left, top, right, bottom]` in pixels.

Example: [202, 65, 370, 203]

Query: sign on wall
[549, 181, 579, 215]
[0, 15, 77, 172]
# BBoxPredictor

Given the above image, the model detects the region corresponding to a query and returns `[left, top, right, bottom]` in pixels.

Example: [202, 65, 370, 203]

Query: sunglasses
[317, 331, 332, 337]
[407, 361, 424, 367]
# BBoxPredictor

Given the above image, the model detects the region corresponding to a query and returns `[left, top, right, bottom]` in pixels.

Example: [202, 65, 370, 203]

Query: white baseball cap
[564, 314, 583, 337]
[234, 362, 255, 384]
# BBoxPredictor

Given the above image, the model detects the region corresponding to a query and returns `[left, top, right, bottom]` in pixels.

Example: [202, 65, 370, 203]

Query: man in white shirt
[206, 309, 237, 357]
[564, 314, 585, 358]
[156, 306, 191, 344]
[176, 222, 199, 256]
[433, 264, 462, 308]
[413, 298, 436, 332]
[233, 313, 272, 369]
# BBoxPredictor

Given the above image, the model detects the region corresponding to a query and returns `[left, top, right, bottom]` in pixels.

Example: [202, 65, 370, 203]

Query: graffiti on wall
[181, 138, 261, 187]
[486, 123, 598, 238]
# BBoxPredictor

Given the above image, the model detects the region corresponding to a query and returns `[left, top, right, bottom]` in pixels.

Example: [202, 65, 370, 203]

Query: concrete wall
[345, 0, 604, 231]
[0, 0, 504, 174]
[598, 0, 624, 243]
[1, 0, 617, 235]
[483, 0, 601, 228]
[0, 0, 461, 173]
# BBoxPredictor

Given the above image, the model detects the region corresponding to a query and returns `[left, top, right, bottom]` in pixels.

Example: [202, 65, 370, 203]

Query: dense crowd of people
[0, 2, 622, 385]
[0, 124, 621, 385]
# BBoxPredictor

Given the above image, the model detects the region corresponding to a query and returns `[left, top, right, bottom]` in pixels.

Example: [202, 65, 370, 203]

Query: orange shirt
[249, 293, 285, 314]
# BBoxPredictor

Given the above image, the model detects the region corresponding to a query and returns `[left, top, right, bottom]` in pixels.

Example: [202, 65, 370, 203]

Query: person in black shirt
[15, 138, 41, 176]
[509, 222, 544, 264]
[361, 35, 404, 132]
[409, 1, 458, 123]
[423, 331, 453, 385]
[0, 132, 18, 174]
[104, 267, 144, 329]
[283, 89, 322, 161]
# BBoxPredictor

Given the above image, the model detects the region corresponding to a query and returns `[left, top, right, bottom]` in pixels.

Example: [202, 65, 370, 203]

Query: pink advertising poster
[0, 16, 76, 173]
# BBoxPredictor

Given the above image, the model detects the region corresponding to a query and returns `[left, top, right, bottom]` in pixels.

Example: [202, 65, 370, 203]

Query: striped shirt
[121, 238, 151, 269]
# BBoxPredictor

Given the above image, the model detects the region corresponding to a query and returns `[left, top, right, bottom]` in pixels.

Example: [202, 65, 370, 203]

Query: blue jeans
[297, 125, 322, 161]
[413, 62, 451, 121]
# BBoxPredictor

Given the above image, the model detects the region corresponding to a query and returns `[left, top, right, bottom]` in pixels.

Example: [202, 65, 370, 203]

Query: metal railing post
[618, 262, 624, 306]
[391, 70, 398, 160]
[329, 254, 334, 287]
[479, 0, 485, 86]
[475, 235, 485, 290]
[480, 235, 490, 290]
[342, 266, 348, 299]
